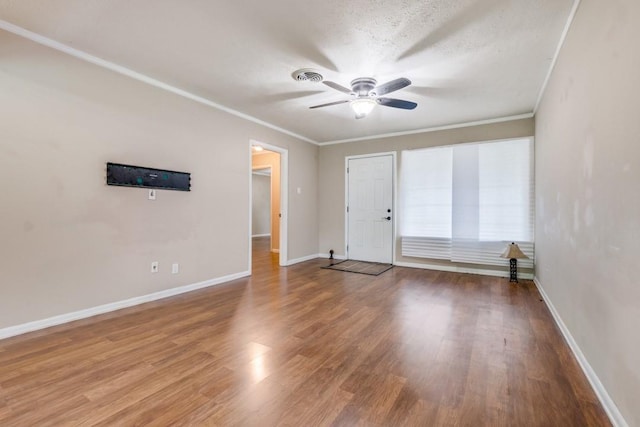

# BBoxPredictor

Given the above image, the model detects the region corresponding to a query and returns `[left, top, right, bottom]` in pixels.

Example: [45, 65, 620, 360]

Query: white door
[347, 155, 393, 263]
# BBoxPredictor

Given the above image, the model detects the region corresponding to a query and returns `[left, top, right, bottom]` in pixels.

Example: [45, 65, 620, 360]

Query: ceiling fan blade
[323, 81, 352, 94]
[373, 78, 411, 96]
[309, 99, 350, 109]
[377, 97, 417, 110]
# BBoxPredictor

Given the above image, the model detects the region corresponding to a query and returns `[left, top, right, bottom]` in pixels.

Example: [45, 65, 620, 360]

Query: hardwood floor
[0, 237, 610, 426]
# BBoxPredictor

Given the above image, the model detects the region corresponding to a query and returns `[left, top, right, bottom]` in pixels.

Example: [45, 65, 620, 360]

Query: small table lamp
[500, 242, 529, 283]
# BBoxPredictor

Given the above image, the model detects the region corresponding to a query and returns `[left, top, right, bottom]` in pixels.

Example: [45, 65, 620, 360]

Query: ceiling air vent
[292, 68, 323, 83]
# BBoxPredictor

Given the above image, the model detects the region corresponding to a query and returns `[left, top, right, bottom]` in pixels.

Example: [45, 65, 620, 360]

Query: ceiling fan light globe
[350, 98, 376, 117]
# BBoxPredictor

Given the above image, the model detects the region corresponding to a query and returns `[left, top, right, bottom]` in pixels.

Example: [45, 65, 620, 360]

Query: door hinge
[347, 167, 349, 173]
[346, 206, 349, 213]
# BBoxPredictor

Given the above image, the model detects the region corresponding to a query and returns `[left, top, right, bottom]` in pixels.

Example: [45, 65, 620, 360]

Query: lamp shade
[500, 242, 528, 259]
[350, 98, 376, 117]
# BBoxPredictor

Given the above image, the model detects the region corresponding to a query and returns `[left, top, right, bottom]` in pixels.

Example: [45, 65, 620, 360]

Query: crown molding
[318, 113, 534, 146]
[533, 0, 582, 114]
[1, 18, 554, 148]
[0, 20, 319, 145]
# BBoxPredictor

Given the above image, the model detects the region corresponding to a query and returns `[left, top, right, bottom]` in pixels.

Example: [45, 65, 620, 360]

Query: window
[400, 146, 452, 239]
[399, 138, 534, 267]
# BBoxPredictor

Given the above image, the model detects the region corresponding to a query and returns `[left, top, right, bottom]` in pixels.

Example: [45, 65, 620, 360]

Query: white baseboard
[286, 253, 320, 266]
[318, 253, 348, 261]
[394, 261, 534, 280]
[251, 234, 270, 238]
[534, 277, 627, 427]
[0, 270, 250, 341]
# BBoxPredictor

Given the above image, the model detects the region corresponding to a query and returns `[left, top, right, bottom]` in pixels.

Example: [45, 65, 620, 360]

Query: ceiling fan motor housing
[308, 76, 416, 113]
[351, 77, 377, 96]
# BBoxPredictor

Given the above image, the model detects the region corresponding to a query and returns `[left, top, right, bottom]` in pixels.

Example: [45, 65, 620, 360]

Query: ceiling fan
[310, 77, 417, 119]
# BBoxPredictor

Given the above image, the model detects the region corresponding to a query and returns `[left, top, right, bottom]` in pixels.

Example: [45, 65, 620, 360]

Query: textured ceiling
[0, 0, 574, 144]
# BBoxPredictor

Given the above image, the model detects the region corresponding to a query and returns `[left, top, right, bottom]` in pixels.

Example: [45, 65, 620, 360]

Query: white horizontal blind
[400, 138, 534, 268]
[450, 240, 534, 269]
[478, 139, 534, 242]
[401, 236, 451, 260]
[399, 147, 452, 238]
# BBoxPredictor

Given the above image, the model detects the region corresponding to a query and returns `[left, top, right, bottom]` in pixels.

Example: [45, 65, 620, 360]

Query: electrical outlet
[172, 263, 179, 274]
[151, 261, 159, 273]
[148, 189, 156, 200]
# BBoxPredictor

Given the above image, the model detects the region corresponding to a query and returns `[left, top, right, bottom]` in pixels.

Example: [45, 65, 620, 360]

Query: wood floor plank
[0, 237, 611, 426]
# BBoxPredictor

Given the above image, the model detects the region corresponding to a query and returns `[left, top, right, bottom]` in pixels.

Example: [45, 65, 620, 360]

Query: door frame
[344, 151, 397, 263]
[249, 139, 288, 269]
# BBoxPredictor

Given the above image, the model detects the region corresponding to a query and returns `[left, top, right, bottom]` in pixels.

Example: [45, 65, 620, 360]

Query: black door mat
[322, 260, 393, 276]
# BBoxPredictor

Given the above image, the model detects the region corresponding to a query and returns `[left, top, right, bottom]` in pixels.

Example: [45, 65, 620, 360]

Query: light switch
[148, 189, 156, 200]
[297, 187, 301, 194]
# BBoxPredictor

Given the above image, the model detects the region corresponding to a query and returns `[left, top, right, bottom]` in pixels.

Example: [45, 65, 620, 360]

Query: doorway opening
[251, 166, 275, 268]
[250, 140, 288, 271]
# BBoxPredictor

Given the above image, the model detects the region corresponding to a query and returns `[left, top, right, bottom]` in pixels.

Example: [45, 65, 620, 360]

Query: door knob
[382, 216, 391, 220]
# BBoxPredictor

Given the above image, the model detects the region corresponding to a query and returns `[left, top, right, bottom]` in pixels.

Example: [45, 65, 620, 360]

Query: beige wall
[251, 173, 270, 236]
[252, 151, 281, 251]
[318, 118, 534, 274]
[535, 0, 640, 424]
[0, 31, 318, 330]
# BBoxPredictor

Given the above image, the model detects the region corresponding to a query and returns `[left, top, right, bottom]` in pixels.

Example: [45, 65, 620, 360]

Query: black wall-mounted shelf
[106, 162, 191, 191]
